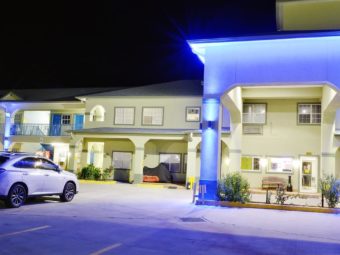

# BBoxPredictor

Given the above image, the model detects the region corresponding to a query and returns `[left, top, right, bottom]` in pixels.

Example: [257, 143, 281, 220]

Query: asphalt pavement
[0, 183, 339, 255]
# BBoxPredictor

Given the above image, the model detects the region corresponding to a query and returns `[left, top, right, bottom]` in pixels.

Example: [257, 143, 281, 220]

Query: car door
[38, 158, 65, 194]
[14, 157, 45, 195]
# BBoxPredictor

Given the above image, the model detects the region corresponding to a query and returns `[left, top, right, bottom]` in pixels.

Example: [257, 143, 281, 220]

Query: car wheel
[6, 184, 27, 208]
[60, 182, 76, 202]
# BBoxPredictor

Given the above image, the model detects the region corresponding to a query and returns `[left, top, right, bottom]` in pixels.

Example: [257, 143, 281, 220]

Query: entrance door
[50, 114, 61, 136]
[300, 156, 318, 193]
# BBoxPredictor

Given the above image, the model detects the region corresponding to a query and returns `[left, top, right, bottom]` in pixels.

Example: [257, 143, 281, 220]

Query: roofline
[187, 30, 340, 45]
[0, 100, 82, 104]
[188, 30, 340, 64]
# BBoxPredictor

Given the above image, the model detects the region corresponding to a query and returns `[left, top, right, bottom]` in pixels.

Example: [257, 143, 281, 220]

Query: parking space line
[0, 225, 50, 238]
[89, 243, 122, 255]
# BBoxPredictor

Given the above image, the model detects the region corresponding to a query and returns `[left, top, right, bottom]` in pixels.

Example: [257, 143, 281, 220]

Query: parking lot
[1, 183, 340, 255]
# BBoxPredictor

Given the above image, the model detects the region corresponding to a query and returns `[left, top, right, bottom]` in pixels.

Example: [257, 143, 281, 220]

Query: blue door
[50, 114, 61, 136]
[74, 114, 84, 130]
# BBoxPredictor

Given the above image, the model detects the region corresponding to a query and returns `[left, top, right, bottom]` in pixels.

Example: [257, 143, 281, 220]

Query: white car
[0, 152, 79, 208]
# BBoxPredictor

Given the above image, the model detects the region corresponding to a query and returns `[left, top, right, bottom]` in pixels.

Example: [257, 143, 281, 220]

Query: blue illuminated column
[199, 97, 221, 200]
[3, 111, 12, 151]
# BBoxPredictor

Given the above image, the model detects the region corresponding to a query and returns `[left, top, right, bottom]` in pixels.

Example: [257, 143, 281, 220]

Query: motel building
[0, 35, 339, 199]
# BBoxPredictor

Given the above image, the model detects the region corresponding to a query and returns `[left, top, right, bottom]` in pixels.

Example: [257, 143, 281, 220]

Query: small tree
[217, 173, 251, 203]
[320, 175, 340, 208]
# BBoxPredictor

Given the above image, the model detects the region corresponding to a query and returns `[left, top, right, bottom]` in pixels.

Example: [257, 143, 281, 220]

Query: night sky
[1, 1, 277, 89]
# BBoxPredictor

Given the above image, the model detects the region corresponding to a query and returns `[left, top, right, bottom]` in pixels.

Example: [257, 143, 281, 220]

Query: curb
[136, 183, 186, 189]
[196, 200, 340, 214]
[79, 180, 117, 185]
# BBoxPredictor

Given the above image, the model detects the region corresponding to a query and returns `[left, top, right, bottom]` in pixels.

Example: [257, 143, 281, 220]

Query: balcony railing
[10, 124, 73, 136]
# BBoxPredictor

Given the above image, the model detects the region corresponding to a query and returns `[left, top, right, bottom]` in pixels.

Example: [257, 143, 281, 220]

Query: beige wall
[241, 99, 321, 189]
[84, 97, 202, 130]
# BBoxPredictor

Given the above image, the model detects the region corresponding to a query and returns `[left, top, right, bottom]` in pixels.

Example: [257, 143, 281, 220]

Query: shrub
[275, 186, 290, 205]
[78, 164, 102, 180]
[320, 175, 340, 208]
[217, 173, 251, 203]
[102, 166, 114, 180]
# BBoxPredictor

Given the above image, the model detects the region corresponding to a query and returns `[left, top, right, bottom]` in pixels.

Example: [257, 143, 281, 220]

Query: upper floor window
[90, 105, 105, 122]
[114, 107, 135, 125]
[142, 107, 163, 126]
[62, 115, 71, 125]
[243, 103, 266, 124]
[298, 104, 321, 124]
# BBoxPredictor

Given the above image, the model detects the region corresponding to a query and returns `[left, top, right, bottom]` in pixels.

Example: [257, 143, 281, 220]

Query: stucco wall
[241, 99, 321, 189]
[84, 97, 202, 130]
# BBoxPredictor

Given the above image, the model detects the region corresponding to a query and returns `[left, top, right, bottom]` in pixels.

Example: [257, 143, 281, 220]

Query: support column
[131, 138, 148, 184]
[68, 137, 83, 173]
[199, 97, 221, 200]
[228, 121, 242, 173]
[186, 137, 200, 187]
[321, 111, 337, 176]
[3, 110, 14, 151]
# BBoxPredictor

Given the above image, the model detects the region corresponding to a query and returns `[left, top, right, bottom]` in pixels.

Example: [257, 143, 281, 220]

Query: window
[186, 107, 201, 122]
[241, 156, 261, 171]
[159, 153, 181, 173]
[14, 157, 39, 169]
[142, 107, 163, 126]
[114, 107, 135, 125]
[298, 104, 321, 124]
[112, 152, 132, 169]
[38, 159, 58, 171]
[268, 157, 293, 173]
[243, 104, 266, 124]
[62, 115, 71, 125]
[90, 105, 105, 122]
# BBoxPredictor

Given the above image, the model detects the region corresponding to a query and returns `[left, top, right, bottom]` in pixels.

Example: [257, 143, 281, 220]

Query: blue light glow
[189, 32, 340, 95]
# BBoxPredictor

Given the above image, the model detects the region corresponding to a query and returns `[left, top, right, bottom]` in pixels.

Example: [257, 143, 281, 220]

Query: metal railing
[10, 124, 73, 136]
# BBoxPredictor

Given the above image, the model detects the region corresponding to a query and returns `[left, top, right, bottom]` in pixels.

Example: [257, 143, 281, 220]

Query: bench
[262, 176, 287, 189]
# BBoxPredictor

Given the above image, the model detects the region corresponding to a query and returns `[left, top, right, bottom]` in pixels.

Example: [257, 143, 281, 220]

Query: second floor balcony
[10, 123, 83, 136]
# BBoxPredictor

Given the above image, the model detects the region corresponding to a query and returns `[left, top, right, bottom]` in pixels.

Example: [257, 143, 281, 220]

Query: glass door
[299, 156, 318, 193]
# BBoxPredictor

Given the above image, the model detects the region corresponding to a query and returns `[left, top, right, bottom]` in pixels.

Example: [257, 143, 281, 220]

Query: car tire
[60, 182, 76, 202]
[6, 183, 27, 208]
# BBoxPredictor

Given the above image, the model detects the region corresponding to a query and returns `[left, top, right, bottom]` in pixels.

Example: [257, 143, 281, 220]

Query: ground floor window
[159, 153, 181, 173]
[112, 152, 132, 169]
[241, 156, 261, 172]
[268, 157, 293, 173]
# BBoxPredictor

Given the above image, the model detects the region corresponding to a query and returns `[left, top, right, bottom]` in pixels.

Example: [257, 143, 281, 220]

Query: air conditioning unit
[243, 125, 263, 135]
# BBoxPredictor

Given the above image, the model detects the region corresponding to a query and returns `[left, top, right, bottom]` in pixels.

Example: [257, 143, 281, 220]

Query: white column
[321, 111, 337, 176]
[131, 138, 148, 184]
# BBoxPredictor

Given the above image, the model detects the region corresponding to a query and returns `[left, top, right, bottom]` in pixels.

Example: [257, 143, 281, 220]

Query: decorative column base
[198, 180, 218, 201]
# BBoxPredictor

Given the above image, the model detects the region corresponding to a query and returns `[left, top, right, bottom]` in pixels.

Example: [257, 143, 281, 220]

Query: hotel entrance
[299, 156, 318, 193]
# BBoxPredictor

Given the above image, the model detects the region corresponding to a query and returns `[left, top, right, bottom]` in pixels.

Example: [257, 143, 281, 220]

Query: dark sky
[1, 1, 277, 89]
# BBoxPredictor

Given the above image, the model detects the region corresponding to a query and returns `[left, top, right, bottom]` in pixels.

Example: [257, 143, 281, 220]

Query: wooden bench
[262, 176, 287, 189]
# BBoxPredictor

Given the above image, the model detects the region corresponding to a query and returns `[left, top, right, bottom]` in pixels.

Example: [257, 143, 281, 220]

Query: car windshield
[0, 155, 10, 166]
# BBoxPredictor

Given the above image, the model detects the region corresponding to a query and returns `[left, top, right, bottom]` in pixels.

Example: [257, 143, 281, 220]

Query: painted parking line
[0, 225, 50, 238]
[89, 243, 122, 255]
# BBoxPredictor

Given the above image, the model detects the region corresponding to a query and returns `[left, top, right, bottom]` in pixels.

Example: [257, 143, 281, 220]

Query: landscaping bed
[196, 200, 340, 214]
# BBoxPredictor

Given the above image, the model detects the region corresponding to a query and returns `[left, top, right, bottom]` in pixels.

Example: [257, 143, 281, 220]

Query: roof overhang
[188, 31, 340, 63]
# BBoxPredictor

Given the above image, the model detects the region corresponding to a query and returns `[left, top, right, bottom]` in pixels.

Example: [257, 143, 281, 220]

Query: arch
[89, 105, 105, 122]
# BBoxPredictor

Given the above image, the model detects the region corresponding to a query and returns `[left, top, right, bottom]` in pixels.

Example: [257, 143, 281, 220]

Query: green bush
[78, 164, 102, 180]
[102, 166, 114, 180]
[320, 175, 340, 208]
[217, 173, 251, 203]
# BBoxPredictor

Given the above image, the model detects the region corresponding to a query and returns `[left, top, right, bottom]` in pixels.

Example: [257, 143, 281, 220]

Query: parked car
[0, 152, 79, 208]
